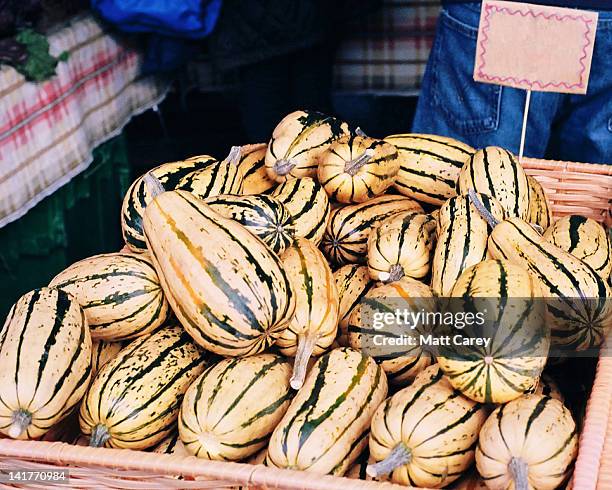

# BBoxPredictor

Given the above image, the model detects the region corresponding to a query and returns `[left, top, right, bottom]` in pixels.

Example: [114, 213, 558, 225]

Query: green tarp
[0, 136, 131, 319]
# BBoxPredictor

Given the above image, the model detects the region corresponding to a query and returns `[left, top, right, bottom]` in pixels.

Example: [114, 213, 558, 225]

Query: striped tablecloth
[0, 15, 170, 229]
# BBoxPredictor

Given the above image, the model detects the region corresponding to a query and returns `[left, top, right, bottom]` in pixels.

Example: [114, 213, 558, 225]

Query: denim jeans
[412, 3, 612, 164]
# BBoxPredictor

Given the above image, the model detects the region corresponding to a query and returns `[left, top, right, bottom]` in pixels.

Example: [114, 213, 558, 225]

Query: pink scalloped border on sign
[474, 0, 598, 94]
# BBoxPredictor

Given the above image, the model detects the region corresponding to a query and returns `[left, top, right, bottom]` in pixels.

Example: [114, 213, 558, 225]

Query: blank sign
[474, 0, 598, 94]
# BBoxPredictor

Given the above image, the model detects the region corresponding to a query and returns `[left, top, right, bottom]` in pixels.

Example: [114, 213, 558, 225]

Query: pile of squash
[1, 109, 611, 490]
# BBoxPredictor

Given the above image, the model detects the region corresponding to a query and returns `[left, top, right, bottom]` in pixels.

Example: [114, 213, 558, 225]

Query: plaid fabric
[188, 0, 441, 95]
[333, 0, 441, 94]
[0, 15, 169, 228]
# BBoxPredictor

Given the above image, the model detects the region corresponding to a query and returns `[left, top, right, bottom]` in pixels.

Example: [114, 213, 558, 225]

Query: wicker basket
[0, 159, 610, 490]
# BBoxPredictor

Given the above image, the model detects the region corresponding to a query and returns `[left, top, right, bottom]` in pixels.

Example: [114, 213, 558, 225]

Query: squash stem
[89, 424, 110, 447]
[274, 159, 296, 176]
[355, 127, 368, 137]
[143, 173, 166, 198]
[290, 334, 318, 390]
[468, 189, 499, 229]
[8, 409, 31, 439]
[509, 456, 529, 490]
[366, 442, 412, 477]
[225, 145, 242, 166]
[345, 149, 375, 176]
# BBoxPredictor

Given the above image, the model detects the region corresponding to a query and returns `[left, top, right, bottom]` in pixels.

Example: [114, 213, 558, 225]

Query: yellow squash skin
[488, 217, 612, 351]
[79, 326, 206, 450]
[367, 211, 437, 282]
[367, 365, 487, 488]
[321, 195, 424, 266]
[317, 134, 400, 203]
[437, 259, 549, 404]
[179, 354, 292, 461]
[0, 287, 92, 440]
[177, 146, 244, 199]
[543, 215, 612, 279]
[384, 133, 475, 205]
[431, 194, 506, 296]
[49, 252, 170, 341]
[237, 143, 275, 195]
[265, 110, 349, 182]
[457, 146, 530, 219]
[348, 277, 435, 387]
[277, 238, 339, 389]
[121, 156, 217, 252]
[143, 189, 296, 356]
[526, 175, 553, 230]
[268, 348, 388, 476]
[476, 395, 578, 490]
[334, 264, 376, 346]
[271, 177, 330, 246]
[90, 340, 124, 376]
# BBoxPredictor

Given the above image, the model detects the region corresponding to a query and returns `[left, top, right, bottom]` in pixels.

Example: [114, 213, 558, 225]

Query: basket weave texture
[0, 159, 610, 489]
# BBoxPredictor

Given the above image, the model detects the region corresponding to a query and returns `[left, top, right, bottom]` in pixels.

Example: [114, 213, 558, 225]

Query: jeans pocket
[430, 7, 502, 136]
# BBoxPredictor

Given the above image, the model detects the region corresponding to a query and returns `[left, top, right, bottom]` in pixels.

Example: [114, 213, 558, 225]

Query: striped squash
[277, 238, 339, 389]
[348, 277, 435, 387]
[436, 259, 549, 404]
[121, 156, 216, 252]
[177, 146, 244, 199]
[143, 186, 295, 356]
[543, 215, 612, 279]
[265, 110, 349, 182]
[49, 252, 169, 341]
[90, 340, 124, 376]
[457, 146, 530, 219]
[0, 288, 91, 440]
[179, 354, 292, 461]
[268, 348, 388, 476]
[334, 265, 376, 346]
[527, 373, 564, 403]
[321, 195, 424, 266]
[271, 177, 330, 245]
[236, 143, 276, 195]
[153, 431, 190, 456]
[527, 175, 553, 230]
[488, 217, 612, 350]
[317, 133, 400, 203]
[367, 211, 437, 282]
[384, 133, 475, 205]
[431, 194, 506, 296]
[205, 194, 295, 254]
[476, 395, 577, 490]
[367, 365, 487, 488]
[79, 326, 206, 450]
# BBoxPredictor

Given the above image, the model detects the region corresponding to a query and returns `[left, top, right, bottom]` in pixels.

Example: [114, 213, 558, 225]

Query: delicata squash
[367, 365, 487, 488]
[317, 131, 400, 203]
[0, 288, 92, 440]
[265, 110, 349, 182]
[470, 191, 612, 351]
[142, 175, 296, 356]
[267, 348, 388, 476]
[79, 326, 206, 450]
[179, 354, 292, 461]
[277, 238, 339, 389]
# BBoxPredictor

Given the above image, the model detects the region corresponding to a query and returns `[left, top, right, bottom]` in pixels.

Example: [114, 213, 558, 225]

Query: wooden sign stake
[518, 89, 531, 163]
